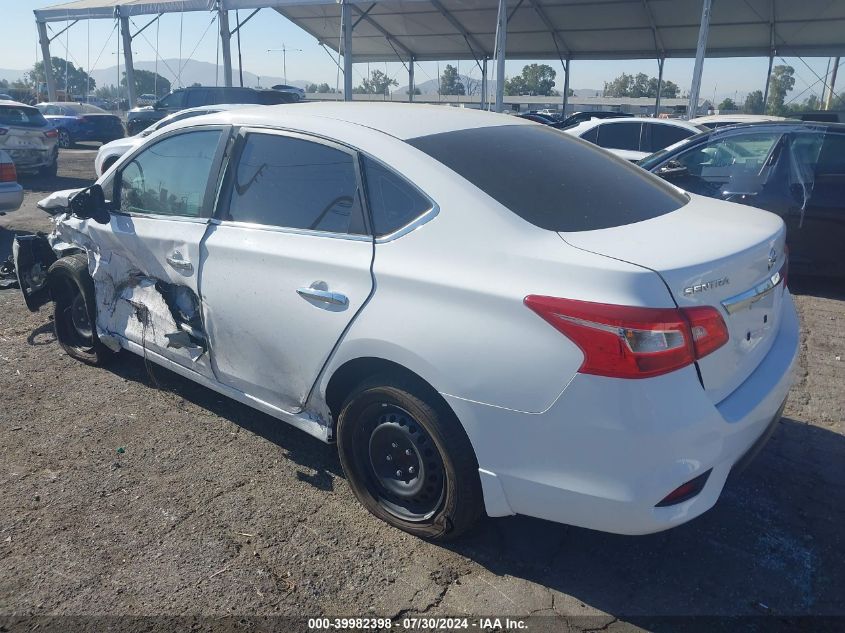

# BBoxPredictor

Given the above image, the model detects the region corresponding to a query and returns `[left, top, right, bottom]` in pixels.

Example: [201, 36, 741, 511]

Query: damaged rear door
[200, 129, 374, 413]
[87, 127, 228, 375]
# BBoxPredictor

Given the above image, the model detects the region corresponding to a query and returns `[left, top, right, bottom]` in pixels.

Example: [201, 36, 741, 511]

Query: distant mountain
[0, 68, 29, 84]
[88, 59, 311, 92]
[395, 73, 495, 96]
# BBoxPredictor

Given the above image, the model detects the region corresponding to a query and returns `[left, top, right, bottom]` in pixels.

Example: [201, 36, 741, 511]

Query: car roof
[705, 120, 845, 136]
[1, 100, 36, 108]
[190, 102, 532, 140]
[564, 116, 703, 135]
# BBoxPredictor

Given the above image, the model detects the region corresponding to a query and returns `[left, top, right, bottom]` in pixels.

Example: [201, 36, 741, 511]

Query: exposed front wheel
[48, 254, 114, 366]
[336, 375, 483, 540]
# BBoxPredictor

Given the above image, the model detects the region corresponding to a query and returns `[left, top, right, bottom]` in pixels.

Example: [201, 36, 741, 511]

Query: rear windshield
[0, 105, 48, 128]
[407, 124, 688, 232]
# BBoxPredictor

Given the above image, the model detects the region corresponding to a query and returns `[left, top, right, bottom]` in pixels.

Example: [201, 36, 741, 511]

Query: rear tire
[336, 374, 483, 540]
[57, 128, 72, 149]
[48, 254, 114, 366]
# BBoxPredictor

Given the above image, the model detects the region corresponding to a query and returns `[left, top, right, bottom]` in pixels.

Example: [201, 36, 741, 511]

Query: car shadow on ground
[789, 275, 845, 301]
[77, 337, 844, 624]
[16, 173, 92, 193]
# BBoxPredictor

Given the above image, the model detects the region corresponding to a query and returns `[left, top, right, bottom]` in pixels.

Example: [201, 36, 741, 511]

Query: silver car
[0, 101, 59, 176]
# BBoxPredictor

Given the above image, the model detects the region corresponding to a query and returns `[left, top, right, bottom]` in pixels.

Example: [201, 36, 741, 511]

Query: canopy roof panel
[35, 0, 845, 62]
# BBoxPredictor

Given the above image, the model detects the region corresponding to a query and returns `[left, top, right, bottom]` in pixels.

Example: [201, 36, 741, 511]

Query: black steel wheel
[336, 374, 483, 540]
[48, 254, 113, 365]
[57, 128, 72, 149]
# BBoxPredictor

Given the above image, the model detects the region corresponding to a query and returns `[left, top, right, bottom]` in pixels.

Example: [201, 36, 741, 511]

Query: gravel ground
[0, 147, 844, 631]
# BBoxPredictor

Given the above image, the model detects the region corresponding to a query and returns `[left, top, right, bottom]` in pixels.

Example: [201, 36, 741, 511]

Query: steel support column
[37, 20, 57, 101]
[218, 7, 233, 88]
[408, 56, 415, 102]
[825, 57, 839, 110]
[481, 57, 488, 110]
[762, 54, 774, 112]
[120, 16, 137, 108]
[655, 57, 665, 116]
[494, 0, 508, 112]
[341, 0, 353, 101]
[687, 0, 711, 119]
[562, 57, 571, 115]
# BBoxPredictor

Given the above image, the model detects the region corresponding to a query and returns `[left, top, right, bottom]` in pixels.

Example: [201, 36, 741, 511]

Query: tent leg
[687, 0, 711, 119]
[37, 20, 58, 102]
[218, 8, 233, 88]
[655, 57, 664, 117]
[562, 56, 570, 115]
[481, 57, 488, 110]
[341, 0, 353, 101]
[762, 54, 774, 112]
[408, 56, 415, 102]
[494, 0, 508, 112]
[825, 57, 840, 110]
[120, 16, 137, 108]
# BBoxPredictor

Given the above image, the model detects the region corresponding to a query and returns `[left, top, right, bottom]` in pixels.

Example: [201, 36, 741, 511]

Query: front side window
[158, 91, 185, 109]
[223, 133, 364, 234]
[648, 123, 697, 153]
[596, 122, 642, 151]
[118, 130, 221, 217]
[362, 156, 432, 236]
[661, 131, 783, 197]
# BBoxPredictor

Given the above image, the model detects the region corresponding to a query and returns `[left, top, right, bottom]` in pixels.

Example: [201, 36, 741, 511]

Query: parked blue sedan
[35, 102, 125, 148]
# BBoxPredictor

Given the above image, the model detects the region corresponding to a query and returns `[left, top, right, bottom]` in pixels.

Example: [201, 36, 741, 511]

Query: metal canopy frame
[34, 0, 845, 112]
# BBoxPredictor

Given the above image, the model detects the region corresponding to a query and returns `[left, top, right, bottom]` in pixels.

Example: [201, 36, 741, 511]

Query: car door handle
[297, 283, 348, 306]
[166, 253, 194, 274]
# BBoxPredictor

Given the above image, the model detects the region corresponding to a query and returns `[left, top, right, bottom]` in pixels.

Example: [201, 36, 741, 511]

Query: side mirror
[68, 184, 110, 224]
[656, 160, 689, 178]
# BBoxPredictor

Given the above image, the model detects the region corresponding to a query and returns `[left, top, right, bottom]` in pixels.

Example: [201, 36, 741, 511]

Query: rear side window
[223, 133, 365, 234]
[580, 126, 598, 143]
[648, 123, 696, 152]
[596, 122, 642, 151]
[0, 105, 48, 128]
[362, 156, 432, 236]
[407, 125, 687, 232]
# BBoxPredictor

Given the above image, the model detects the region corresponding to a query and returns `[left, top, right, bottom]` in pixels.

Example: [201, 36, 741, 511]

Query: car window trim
[213, 125, 372, 241]
[112, 124, 231, 222]
[356, 152, 440, 243]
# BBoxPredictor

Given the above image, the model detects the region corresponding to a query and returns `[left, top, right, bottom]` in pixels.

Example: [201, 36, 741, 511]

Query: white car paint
[23, 103, 797, 535]
[563, 117, 705, 161]
[94, 103, 253, 176]
[690, 114, 790, 128]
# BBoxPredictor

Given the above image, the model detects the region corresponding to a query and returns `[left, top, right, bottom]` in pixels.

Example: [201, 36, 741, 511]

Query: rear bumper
[6, 148, 54, 171]
[0, 183, 24, 212]
[446, 291, 799, 535]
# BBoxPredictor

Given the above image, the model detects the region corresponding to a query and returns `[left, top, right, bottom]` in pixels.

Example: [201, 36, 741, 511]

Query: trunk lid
[561, 194, 787, 403]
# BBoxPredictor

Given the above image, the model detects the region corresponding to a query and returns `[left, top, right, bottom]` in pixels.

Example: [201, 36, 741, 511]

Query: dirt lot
[1, 147, 844, 631]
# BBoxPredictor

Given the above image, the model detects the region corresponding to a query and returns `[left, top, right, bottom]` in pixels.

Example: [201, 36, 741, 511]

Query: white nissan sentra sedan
[13, 103, 798, 540]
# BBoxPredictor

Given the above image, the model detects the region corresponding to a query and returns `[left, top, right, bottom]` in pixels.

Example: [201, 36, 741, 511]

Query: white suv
[14, 103, 798, 540]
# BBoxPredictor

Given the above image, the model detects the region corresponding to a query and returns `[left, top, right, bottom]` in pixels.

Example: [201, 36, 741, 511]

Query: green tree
[94, 84, 118, 99]
[28, 56, 95, 96]
[355, 69, 397, 95]
[766, 65, 795, 115]
[718, 97, 737, 111]
[439, 64, 465, 95]
[505, 63, 557, 96]
[744, 90, 764, 114]
[604, 72, 677, 98]
[122, 69, 170, 97]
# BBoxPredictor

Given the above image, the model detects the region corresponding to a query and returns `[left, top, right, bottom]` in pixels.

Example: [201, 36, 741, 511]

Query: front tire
[336, 375, 483, 540]
[48, 254, 114, 366]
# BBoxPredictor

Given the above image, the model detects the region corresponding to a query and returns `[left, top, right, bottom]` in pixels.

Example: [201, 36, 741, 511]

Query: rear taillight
[44, 128, 58, 138]
[524, 296, 729, 379]
[0, 161, 17, 183]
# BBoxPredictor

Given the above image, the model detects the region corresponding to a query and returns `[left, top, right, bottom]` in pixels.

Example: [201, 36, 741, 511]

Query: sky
[2, 0, 836, 105]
